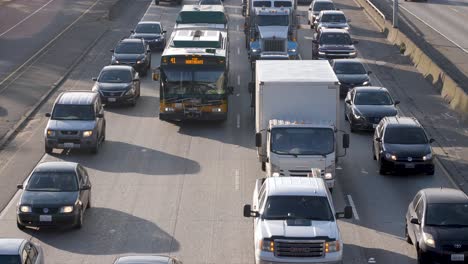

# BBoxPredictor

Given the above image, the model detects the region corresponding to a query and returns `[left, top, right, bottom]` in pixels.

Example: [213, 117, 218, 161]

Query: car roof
[266, 177, 329, 197]
[321, 28, 349, 34]
[423, 188, 468, 204]
[137, 21, 161, 25]
[0, 239, 25, 255]
[333, 58, 362, 64]
[34, 161, 78, 172]
[354, 86, 389, 93]
[181, 4, 225, 12]
[114, 255, 171, 264]
[313, 0, 334, 3]
[119, 38, 144, 44]
[101, 65, 133, 72]
[320, 10, 344, 15]
[56, 91, 98, 105]
[383, 116, 421, 127]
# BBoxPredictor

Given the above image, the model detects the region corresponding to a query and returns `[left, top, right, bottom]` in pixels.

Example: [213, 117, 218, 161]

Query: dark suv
[130, 21, 167, 51]
[312, 28, 357, 59]
[110, 38, 151, 76]
[406, 188, 468, 264]
[373, 116, 435, 175]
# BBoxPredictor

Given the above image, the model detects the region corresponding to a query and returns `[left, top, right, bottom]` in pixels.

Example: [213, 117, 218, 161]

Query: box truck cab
[254, 61, 349, 189]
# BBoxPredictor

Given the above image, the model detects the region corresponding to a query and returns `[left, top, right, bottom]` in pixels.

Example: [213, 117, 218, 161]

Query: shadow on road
[343, 243, 416, 264]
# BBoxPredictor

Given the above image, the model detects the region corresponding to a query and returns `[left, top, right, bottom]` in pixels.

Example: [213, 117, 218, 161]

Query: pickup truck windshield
[263, 195, 334, 221]
[320, 33, 352, 45]
[314, 2, 335, 11]
[271, 127, 334, 155]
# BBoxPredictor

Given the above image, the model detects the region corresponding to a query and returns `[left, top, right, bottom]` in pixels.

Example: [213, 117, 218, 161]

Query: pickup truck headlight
[47, 130, 56, 137]
[260, 238, 275, 252]
[82, 131, 93, 137]
[423, 232, 435, 247]
[19, 205, 32, 213]
[349, 51, 357, 56]
[385, 153, 397, 161]
[59, 206, 74, 213]
[423, 153, 432, 161]
[325, 240, 341, 253]
[125, 88, 135, 95]
[318, 51, 326, 55]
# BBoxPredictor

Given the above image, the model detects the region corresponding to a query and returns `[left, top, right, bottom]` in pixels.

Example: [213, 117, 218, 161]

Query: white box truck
[254, 60, 349, 189]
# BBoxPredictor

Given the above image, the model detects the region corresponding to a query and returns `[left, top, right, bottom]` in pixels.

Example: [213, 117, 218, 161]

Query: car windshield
[257, 14, 289, 26]
[52, 104, 95, 120]
[115, 42, 144, 54]
[314, 1, 335, 11]
[384, 127, 428, 144]
[98, 70, 132, 83]
[263, 196, 334, 221]
[26, 171, 78, 192]
[0, 255, 21, 264]
[271, 127, 335, 155]
[274, 1, 292, 7]
[334, 62, 366, 74]
[253, 1, 271, 7]
[321, 14, 346, 23]
[354, 91, 393, 105]
[135, 23, 161, 34]
[320, 33, 352, 45]
[426, 203, 468, 226]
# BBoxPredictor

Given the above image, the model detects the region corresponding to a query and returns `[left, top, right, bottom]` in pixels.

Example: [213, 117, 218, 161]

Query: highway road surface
[0, 0, 465, 263]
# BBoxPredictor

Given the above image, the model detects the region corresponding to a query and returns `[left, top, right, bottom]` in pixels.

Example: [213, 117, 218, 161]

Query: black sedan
[406, 188, 468, 264]
[92, 65, 141, 106]
[111, 38, 151, 76]
[130, 21, 167, 51]
[331, 59, 371, 97]
[16, 162, 91, 230]
[345, 87, 399, 132]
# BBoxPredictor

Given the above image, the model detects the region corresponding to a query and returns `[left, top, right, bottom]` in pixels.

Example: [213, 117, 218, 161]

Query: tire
[379, 162, 387, 175]
[45, 145, 53, 154]
[17, 221, 26, 230]
[416, 246, 427, 264]
[91, 142, 99, 154]
[405, 225, 412, 244]
[75, 209, 83, 229]
[426, 168, 435, 176]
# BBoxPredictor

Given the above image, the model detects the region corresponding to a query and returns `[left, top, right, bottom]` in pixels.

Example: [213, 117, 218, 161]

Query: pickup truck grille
[263, 39, 285, 52]
[275, 239, 324, 257]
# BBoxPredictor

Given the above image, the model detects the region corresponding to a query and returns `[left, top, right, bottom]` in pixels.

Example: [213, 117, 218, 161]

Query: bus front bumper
[159, 112, 227, 121]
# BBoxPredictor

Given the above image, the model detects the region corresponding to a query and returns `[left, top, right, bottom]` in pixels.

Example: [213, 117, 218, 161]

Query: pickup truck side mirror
[243, 204, 259, 217]
[410, 217, 420, 225]
[162, 30, 167, 34]
[17, 184, 23, 189]
[45, 113, 51, 117]
[81, 184, 91, 191]
[255, 133, 262, 147]
[96, 113, 104, 118]
[92, 77, 97, 81]
[336, 205, 353, 219]
[342, 134, 350, 149]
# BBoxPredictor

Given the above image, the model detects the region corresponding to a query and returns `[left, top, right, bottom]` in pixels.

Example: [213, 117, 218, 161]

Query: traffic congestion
[0, 0, 466, 263]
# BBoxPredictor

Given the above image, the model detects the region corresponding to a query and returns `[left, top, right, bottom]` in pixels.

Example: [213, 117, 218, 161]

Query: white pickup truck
[243, 176, 352, 264]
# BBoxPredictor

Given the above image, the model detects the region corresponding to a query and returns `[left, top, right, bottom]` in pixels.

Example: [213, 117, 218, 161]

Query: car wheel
[426, 168, 435, 175]
[75, 209, 83, 229]
[416, 246, 427, 264]
[91, 142, 99, 154]
[405, 224, 412, 244]
[45, 145, 53, 154]
[307, 19, 310, 25]
[379, 162, 387, 175]
[17, 221, 26, 230]
[130, 98, 137, 107]
[87, 194, 91, 209]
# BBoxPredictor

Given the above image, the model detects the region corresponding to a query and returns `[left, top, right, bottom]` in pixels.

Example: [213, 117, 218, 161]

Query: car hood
[383, 143, 431, 156]
[354, 104, 397, 117]
[21, 191, 79, 206]
[337, 74, 369, 84]
[320, 44, 355, 51]
[47, 120, 96, 131]
[319, 22, 349, 28]
[261, 219, 338, 239]
[131, 33, 161, 39]
[113, 53, 145, 61]
[96, 82, 132, 91]
[425, 225, 468, 242]
[258, 26, 288, 39]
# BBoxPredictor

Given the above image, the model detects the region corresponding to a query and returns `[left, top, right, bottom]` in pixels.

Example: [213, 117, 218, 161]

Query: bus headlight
[211, 107, 223, 112]
[164, 107, 175, 112]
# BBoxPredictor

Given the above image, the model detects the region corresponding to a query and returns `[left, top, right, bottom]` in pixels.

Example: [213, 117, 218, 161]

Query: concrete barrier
[355, 0, 468, 114]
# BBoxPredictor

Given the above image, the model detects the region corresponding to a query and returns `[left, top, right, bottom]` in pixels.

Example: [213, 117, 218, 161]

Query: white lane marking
[142, 0, 156, 18]
[0, 190, 21, 220]
[399, 5, 468, 54]
[237, 75, 240, 86]
[347, 194, 360, 221]
[0, 0, 55, 37]
[237, 47, 240, 55]
[368, 257, 377, 263]
[304, 36, 314, 40]
[0, 0, 102, 89]
[236, 113, 240, 128]
[298, 53, 302, 60]
[234, 169, 240, 190]
[236, 24, 239, 31]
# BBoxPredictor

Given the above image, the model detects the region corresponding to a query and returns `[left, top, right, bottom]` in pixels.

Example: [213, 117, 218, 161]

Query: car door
[373, 122, 384, 160]
[77, 165, 90, 208]
[344, 89, 354, 119]
[412, 195, 425, 245]
[407, 191, 422, 242]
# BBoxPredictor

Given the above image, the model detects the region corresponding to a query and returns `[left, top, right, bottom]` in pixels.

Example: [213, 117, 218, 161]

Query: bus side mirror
[255, 133, 262, 147]
[342, 134, 350, 149]
[152, 68, 160, 81]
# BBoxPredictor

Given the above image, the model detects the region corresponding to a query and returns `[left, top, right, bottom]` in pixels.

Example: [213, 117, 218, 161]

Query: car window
[135, 23, 161, 34]
[334, 62, 366, 74]
[259, 188, 267, 210]
[384, 126, 428, 144]
[263, 195, 334, 221]
[52, 104, 95, 121]
[425, 203, 468, 226]
[0, 255, 21, 264]
[115, 42, 145, 54]
[26, 171, 79, 192]
[415, 198, 424, 219]
[354, 91, 393, 105]
[98, 70, 132, 83]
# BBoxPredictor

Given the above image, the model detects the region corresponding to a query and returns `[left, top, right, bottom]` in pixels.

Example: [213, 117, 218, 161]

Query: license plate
[372, 124, 378, 128]
[405, 163, 415, 169]
[451, 254, 464, 261]
[39, 215, 52, 222]
[63, 143, 74, 148]
[108, 98, 117, 102]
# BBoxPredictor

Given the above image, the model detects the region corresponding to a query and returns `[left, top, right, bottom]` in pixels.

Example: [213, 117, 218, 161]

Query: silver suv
[44, 91, 106, 154]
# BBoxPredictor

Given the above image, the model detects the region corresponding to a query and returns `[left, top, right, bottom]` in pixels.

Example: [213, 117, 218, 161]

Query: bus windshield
[162, 68, 226, 98]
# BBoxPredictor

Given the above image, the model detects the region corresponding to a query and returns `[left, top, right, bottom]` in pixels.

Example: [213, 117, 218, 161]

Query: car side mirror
[410, 217, 420, 225]
[96, 113, 104, 118]
[133, 78, 139, 82]
[367, 71, 372, 75]
[152, 68, 160, 81]
[376, 137, 382, 142]
[347, 19, 351, 22]
[147, 49, 151, 53]
[243, 204, 259, 217]
[312, 40, 318, 44]
[336, 205, 353, 219]
[92, 77, 97, 81]
[308, 7, 311, 10]
[17, 184, 23, 189]
[336, 8, 340, 10]
[353, 40, 359, 44]
[345, 99, 351, 104]
[227, 86, 234, 95]
[394, 100, 400, 105]
[429, 138, 435, 143]
[45, 113, 51, 117]
[110, 49, 114, 52]
[342, 133, 350, 149]
[255, 133, 262, 147]
[81, 184, 91, 190]
[162, 30, 167, 34]
[130, 30, 135, 33]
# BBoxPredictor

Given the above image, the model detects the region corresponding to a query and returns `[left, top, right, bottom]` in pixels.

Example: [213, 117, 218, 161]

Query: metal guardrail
[365, 0, 385, 20]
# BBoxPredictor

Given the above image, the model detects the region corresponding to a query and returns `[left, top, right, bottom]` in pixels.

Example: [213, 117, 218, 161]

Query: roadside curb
[354, 0, 468, 115]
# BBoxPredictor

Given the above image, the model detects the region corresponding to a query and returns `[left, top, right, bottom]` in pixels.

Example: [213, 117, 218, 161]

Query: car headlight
[260, 238, 275, 252]
[344, 26, 349, 30]
[82, 130, 93, 137]
[47, 130, 56, 137]
[325, 240, 341, 253]
[423, 232, 435, 247]
[362, 81, 370, 86]
[125, 88, 135, 95]
[423, 153, 432, 161]
[19, 205, 32, 213]
[154, 38, 161, 41]
[59, 206, 74, 213]
[318, 51, 326, 55]
[164, 107, 175, 112]
[136, 60, 143, 64]
[385, 153, 397, 161]
[349, 51, 357, 56]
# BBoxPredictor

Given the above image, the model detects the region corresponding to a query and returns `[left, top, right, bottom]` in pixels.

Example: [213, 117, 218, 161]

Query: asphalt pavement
[0, 0, 466, 263]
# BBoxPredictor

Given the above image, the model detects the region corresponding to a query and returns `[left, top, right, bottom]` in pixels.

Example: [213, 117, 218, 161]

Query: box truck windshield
[270, 127, 335, 156]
